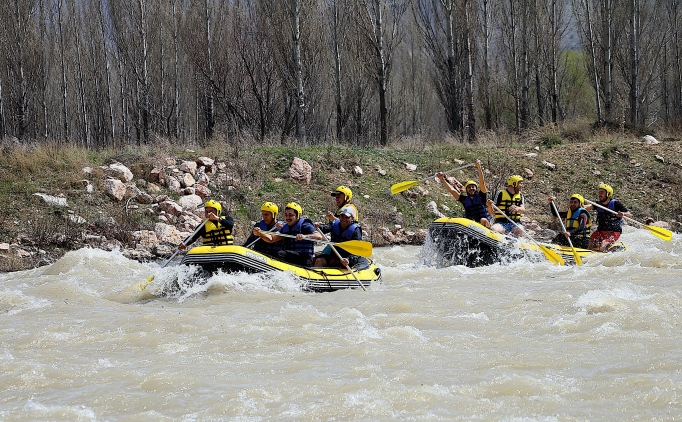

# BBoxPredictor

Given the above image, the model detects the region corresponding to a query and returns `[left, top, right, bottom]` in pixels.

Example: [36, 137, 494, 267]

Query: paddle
[549, 200, 583, 266]
[140, 219, 208, 290]
[491, 204, 565, 266]
[390, 163, 474, 195]
[245, 221, 283, 249]
[585, 199, 672, 242]
[259, 230, 373, 258]
[316, 227, 366, 291]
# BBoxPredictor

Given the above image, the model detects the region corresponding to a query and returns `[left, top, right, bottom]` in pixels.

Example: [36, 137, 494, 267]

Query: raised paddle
[585, 199, 672, 242]
[258, 230, 373, 258]
[491, 204, 565, 266]
[549, 200, 583, 266]
[390, 163, 475, 195]
[316, 227, 366, 291]
[140, 219, 208, 290]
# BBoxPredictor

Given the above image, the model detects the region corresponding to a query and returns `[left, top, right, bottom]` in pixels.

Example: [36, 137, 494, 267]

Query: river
[1, 226, 681, 420]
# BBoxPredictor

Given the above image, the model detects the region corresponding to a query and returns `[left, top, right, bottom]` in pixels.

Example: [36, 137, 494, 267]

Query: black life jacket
[595, 199, 624, 232]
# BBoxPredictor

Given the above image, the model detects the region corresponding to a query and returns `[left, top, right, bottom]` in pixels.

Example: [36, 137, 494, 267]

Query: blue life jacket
[461, 192, 491, 222]
[280, 217, 315, 256]
[253, 220, 283, 255]
[565, 207, 592, 239]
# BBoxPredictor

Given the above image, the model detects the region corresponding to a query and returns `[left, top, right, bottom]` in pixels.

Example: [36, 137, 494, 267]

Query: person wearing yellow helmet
[548, 194, 592, 249]
[327, 185, 359, 223]
[254, 202, 323, 266]
[243, 202, 284, 255]
[488, 174, 525, 236]
[178, 199, 234, 250]
[584, 183, 632, 251]
[436, 160, 492, 228]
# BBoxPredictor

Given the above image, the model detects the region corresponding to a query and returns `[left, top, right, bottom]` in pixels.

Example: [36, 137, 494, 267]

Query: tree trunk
[292, 0, 306, 142]
[629, 0, 639, 125]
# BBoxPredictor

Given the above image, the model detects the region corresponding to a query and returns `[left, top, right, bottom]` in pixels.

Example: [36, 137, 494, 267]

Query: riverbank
[1, 127, 679, 272]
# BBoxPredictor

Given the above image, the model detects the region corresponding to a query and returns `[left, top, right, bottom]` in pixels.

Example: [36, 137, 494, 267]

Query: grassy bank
[1, 125, 680, 271]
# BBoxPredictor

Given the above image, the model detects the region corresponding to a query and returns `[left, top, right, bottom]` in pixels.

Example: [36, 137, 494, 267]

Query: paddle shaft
[257, 229, 373, 257]
[316, 227, 366, 291]
[550, 201, 583, 265]
[417, 163, 475, 184]
[492, 203, 564, 265]
[245, 221, 283, 249]
[162, 219, 208, 268]
[585, 199, 672, 241]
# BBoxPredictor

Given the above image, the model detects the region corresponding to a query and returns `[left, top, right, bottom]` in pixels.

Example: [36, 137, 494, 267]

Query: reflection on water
[1, 227, 682, 420]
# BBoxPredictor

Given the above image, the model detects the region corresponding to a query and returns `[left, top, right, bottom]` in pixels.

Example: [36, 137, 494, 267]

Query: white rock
[177, 194, 203, 211]
[33, 193, 68, 207]
[108, 163, 134, 182]
[404, 163, 417, 171]
[353, 166, 363, 176]
[104, 179, 127, 201]
[643, 135, 659, 145]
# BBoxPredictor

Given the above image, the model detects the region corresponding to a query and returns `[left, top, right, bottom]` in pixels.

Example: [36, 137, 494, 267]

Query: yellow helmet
[570, 194, 585, 207]
[507, 175, 524, 187]
[332, 185, 353, 202]
[261, 202, 278, 219]
[285, 202, 303, 217]
[464, 180, 478, 189]
[204, 199, 222, 215]
[598, 183, 613, 198]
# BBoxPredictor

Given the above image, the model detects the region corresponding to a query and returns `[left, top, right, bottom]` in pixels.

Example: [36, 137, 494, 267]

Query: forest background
[1, 0, 681, 271]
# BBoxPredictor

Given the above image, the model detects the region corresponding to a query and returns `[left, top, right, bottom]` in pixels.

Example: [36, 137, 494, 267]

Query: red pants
[589, 230, 621, 249]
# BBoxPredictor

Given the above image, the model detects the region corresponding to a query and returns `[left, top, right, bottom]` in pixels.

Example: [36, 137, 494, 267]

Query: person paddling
[243, 202, 283, 256]
[436, 160, 492, 228]
[313, 206, 368, 269]
[253, 202, 323, 266]
[178, 199, 234, 250]
[488, 175, 525, 236]
[548, 194, 592, 249]
[584, 183, 632, 251]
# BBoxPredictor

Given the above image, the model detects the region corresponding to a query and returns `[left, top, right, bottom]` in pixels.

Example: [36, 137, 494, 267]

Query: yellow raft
[180, 245, 381, 292]
[425, 217, 626, 267]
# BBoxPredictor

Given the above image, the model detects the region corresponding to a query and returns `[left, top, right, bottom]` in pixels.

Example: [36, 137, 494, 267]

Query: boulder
[158, 200, 183, 216]
[108, 163, 134, 182]
[104, 178, 126, 201]
[179, 160, 197, 175]
[177, 194, 203, 211]
[288, 157, 312, 183]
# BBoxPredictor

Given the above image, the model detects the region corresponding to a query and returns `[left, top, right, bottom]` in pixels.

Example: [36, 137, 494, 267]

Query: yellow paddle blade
[642, 224, 673, 241]
[390, 180, 419, 195]
[572, 249, 583, 266]
[333, 240, 373, 258]
[538, 244, 565, 266]
[140, 275, 155, 291]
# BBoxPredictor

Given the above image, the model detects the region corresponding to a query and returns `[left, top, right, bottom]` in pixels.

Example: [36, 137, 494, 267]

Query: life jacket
[461, 192, 491, 222]
[329, 220, 361, 258]
[595, 199, 624, 232]
[565, 207, 592, 239]
[336, 203, 359, 222]
[280, 217, 315, 256]
[202, 220, 234, 246]
[330, 220, 360, 243]
[494, 189, 523, 222]
[254, 220, 283, 255]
